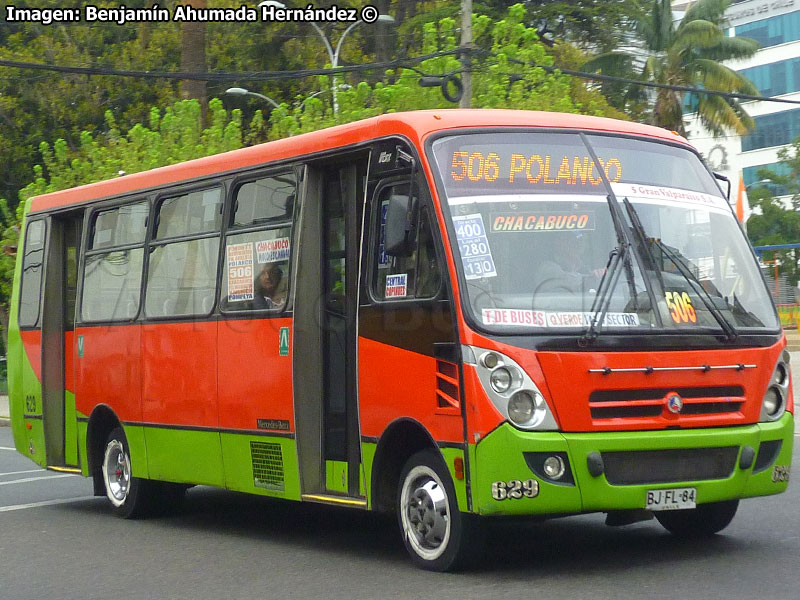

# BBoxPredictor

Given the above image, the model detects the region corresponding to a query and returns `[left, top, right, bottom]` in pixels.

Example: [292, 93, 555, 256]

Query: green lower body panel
[144, 428, 225, 486]
[220, 432, 300, 500]
[473, 413, 794, 516]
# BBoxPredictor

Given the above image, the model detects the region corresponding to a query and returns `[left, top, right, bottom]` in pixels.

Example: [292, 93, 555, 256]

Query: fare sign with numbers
[453, 213, 497, 280]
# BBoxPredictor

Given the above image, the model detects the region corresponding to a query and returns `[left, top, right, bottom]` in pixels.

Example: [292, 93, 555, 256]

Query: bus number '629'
[491, 479, 539, 500]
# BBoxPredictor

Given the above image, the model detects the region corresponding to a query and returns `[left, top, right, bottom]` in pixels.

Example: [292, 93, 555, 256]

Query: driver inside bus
[533, 230, 601, 299]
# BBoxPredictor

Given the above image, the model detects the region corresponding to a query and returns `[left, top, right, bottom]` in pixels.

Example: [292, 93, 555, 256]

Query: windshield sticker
[256, 237, 290, 263]
[482, 309, 546, 327]
[612, 183, 727, 210]
[490, 211, 595, 232]
[227, 242, 254, 302]
[665, 291, 697, 324]
[378, 200, 390, 269]
[453, 213, 498, 280]
[385, 273, 408, 298]
[546, 312, 640, 328]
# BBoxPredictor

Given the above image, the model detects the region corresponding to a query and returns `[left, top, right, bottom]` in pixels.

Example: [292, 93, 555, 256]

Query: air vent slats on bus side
[436, 360, 460, 411]
[250, 441, 285, 491]
[588, 386, 745, 421]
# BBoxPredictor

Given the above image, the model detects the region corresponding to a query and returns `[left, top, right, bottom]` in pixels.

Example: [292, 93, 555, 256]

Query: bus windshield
[430, 132, 779, 335]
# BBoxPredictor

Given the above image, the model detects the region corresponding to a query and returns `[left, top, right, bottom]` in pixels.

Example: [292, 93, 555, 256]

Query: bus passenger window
[221, 172, 296, 313]
[233, 174, 296, 226]
[82, 202, 149, 322]
[373, 185, 441, 301]
[220, 228, 292, 312]
[18, 220, 46, 327]
[155, 188, 222, 239]
[145, 188, 223, 318]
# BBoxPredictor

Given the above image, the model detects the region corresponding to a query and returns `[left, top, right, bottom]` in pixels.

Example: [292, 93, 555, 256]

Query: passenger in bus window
[253, 262, 287, 309]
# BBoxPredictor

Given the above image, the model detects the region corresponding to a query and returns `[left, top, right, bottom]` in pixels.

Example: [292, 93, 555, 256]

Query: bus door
[40, 211, 83, 469]
[294, 154, 368, 500]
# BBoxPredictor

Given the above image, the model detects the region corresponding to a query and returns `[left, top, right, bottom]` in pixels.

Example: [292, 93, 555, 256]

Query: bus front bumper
[471, 413, 793, 516]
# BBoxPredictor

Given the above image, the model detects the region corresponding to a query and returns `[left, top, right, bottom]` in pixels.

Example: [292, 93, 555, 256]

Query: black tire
[397, 449, 479, 571]
[101, 427, 155, 519]
[655, 500, 739, 537]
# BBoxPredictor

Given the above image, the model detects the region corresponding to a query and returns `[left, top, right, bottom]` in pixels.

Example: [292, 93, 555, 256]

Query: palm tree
[584, 0, 760, 136]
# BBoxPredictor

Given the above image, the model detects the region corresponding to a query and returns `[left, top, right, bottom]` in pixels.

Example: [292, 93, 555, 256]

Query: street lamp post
[745, 179, 773, 191]
[258, 1, 394, 115]
[298, 84, 352, 111]
[224, 87, 281, 109]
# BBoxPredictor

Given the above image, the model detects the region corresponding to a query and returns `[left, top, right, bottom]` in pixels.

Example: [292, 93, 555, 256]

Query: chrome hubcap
[102, 439, 130, 507]
[401, 466, 451, 561]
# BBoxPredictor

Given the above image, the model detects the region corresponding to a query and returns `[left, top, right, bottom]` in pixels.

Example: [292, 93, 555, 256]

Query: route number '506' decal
[491, 479, 539, 500]
[665, 291, 697, 324]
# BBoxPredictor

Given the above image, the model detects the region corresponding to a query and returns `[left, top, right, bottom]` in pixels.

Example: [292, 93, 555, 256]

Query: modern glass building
[677, 0, 800, 212]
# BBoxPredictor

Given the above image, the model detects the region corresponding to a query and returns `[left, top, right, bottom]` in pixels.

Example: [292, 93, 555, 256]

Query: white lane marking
[0, 469, 45, 478]
[0, 474, 75, 486]
[0, 496, 96, 513]
[0, 446, 18, 451]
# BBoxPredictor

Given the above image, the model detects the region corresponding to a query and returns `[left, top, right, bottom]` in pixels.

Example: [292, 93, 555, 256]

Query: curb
[0, 418, 9, 427]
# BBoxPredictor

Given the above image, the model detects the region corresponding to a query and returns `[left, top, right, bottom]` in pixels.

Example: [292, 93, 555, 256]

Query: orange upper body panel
[217, 317, 294, 432]
[141, 321, 218, 428]
[75, 324, 142, 422]
[29, 110, 689, 214]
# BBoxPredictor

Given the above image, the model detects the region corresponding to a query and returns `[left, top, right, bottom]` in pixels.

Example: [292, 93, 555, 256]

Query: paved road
[1, 428, 799, 599]
[1, 355, 799, 599]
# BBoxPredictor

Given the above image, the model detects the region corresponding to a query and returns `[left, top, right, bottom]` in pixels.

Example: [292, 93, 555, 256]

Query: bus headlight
[490, 368, 513, 393]
[763, 388, 782, 417]
[508, 391, 535, 424]
[761, 357, 790, 422]
[464, 346, 559, 431]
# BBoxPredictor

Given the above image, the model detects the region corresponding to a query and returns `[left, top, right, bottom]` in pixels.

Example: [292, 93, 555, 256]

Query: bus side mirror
[385, 194, 417, 257]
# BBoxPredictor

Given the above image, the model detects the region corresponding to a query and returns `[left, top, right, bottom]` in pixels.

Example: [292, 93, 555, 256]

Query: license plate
[645, 487, 696, 511]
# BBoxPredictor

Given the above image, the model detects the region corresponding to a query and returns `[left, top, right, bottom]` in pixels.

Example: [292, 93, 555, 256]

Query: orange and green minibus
[8, 110, 793, 570]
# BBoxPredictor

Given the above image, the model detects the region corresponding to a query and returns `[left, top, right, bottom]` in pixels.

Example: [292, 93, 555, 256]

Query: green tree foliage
[264, 4, 624, 139]
[0, 98, 255, 346]
[745, 137, 800, 285]
[0, 0, 182, 203]
[0, 2, 624, 344]
[481, 0, 643, 54]
[583, 0, 759, 136]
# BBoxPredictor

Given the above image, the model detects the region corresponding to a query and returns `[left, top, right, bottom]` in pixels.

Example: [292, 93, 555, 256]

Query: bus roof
[30, 109, 690, 213]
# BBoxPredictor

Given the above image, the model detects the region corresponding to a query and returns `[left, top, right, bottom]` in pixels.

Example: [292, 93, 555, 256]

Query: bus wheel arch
[86, 405, 122, 497]
[371, 418, 439, 514]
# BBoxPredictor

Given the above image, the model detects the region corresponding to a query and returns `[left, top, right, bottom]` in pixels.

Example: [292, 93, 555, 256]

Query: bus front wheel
[397, 449, 476, 571]
[101, 427, 153, 519]
[654, 500, 739, 537]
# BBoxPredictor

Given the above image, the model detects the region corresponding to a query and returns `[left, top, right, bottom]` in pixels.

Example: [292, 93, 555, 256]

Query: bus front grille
[589, 386, 744, 421]
[601, 447, 739, 485]
[250, 441, 285, 491]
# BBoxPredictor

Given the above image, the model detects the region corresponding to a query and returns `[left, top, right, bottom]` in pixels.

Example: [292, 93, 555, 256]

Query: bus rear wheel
[397, 449, 475, 571]
[654, 500, 739, 537]
[101, 427, 154, 519]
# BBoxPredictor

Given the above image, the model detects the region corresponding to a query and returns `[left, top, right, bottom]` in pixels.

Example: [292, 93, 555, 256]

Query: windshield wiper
[622, 198, 739, 342]
[581, 241, 627, 346]
[579, 133, 647, 344]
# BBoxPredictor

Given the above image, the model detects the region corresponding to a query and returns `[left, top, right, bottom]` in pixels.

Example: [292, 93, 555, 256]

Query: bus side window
[145, 187, 223, 318]
[18, 219, 47, 328]
[373, 185, 441, 301]
[220, 171, 296, 313]
[81, 202, 148, 322]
